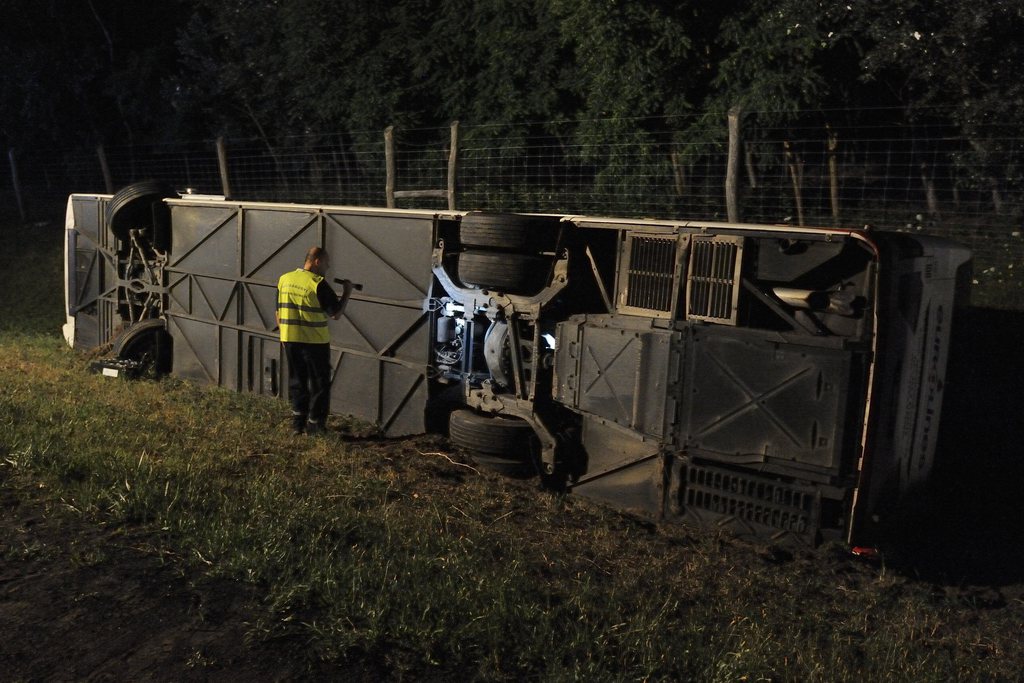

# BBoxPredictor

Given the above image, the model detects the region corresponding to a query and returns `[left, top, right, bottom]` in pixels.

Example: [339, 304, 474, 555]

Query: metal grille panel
[623, 235, 677, 313]
[684, 462, 813, 534]
[687, 236, 742, 324]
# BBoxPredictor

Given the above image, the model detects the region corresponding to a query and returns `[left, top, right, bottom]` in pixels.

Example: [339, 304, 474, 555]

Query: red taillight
[851, 546, 881, 561]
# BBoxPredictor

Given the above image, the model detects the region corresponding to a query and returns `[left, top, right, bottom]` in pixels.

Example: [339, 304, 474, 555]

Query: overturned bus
[63, 182, 971, 546]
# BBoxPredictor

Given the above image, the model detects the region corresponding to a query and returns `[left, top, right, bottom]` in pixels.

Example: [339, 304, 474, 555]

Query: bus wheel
[448, 409, 538, 477]
[107, 180, 177, 253]
[456, 250, 549, 294]
[459, 212, 560, 252]
[113, 319, 171, 377]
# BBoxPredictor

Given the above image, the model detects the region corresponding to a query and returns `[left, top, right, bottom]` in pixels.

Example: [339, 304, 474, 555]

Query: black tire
[107, 180, 177, 251]
[457, 250, 550, 293]
[471, 453, 534, 477]
[449, 409, 537, 476]
[459, 212, 560, 252]
[113, 319, 171, 376]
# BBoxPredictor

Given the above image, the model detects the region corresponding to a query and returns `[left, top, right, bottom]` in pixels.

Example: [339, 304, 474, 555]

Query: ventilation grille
[687, 237, 742, 324]
[684, 462, 813, 534]
[624, 235, 677, 313]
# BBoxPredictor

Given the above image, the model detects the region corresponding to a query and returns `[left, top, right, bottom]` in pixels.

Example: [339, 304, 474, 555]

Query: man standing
[276, 246, 353, 434]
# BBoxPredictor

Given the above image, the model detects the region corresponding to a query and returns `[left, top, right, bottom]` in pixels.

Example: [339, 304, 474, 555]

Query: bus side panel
[164, 202, 436, 436]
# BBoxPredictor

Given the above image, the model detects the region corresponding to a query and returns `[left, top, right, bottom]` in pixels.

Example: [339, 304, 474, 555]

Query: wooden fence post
[216, 136, 232, 199]
[97, 144, 115, 194]
[385, 123, 458, 208]
[384, 126, 395, 208]
[745, 146, 758, 189]
[447, 120, 459, 210]
[670, 150, 687, 197]
[8, 148, 26, 222]
[827, 125, 840, 225]
[726, 106, 742, 223]
[784, 141, 805, 226]
[920, 162, 940, 218]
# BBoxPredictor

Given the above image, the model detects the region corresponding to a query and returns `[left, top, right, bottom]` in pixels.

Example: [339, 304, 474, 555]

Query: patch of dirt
[0, 480, 337, 681]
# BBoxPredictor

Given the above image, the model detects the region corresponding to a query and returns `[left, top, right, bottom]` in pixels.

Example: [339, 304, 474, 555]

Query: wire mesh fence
[3, 107, 1022, 306]
[6, 109, 1024, 235]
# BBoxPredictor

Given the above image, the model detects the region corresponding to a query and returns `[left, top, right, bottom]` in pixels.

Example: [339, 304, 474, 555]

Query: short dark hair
[305, 246, 327, 264]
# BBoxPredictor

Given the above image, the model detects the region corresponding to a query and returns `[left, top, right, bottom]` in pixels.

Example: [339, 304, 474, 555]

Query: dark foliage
[2, 1, 1022, 148]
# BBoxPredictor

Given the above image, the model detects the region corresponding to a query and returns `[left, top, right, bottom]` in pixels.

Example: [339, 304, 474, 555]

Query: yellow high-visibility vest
[277, 269, 330, 343]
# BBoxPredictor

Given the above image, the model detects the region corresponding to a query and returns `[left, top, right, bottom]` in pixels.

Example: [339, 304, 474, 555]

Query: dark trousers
[283, 342, 332, 428]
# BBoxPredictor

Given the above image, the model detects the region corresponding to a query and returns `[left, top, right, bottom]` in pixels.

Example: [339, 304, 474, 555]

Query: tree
[0, 0, 186, 151]
[851, 0, 1024, 205]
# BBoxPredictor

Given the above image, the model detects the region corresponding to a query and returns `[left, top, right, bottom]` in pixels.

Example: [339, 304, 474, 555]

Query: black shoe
[291, 413, 307, 434]
[306, 421, 326, 436]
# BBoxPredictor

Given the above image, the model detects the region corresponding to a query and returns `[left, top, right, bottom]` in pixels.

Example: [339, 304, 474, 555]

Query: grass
[2, 211, 1023, 680]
